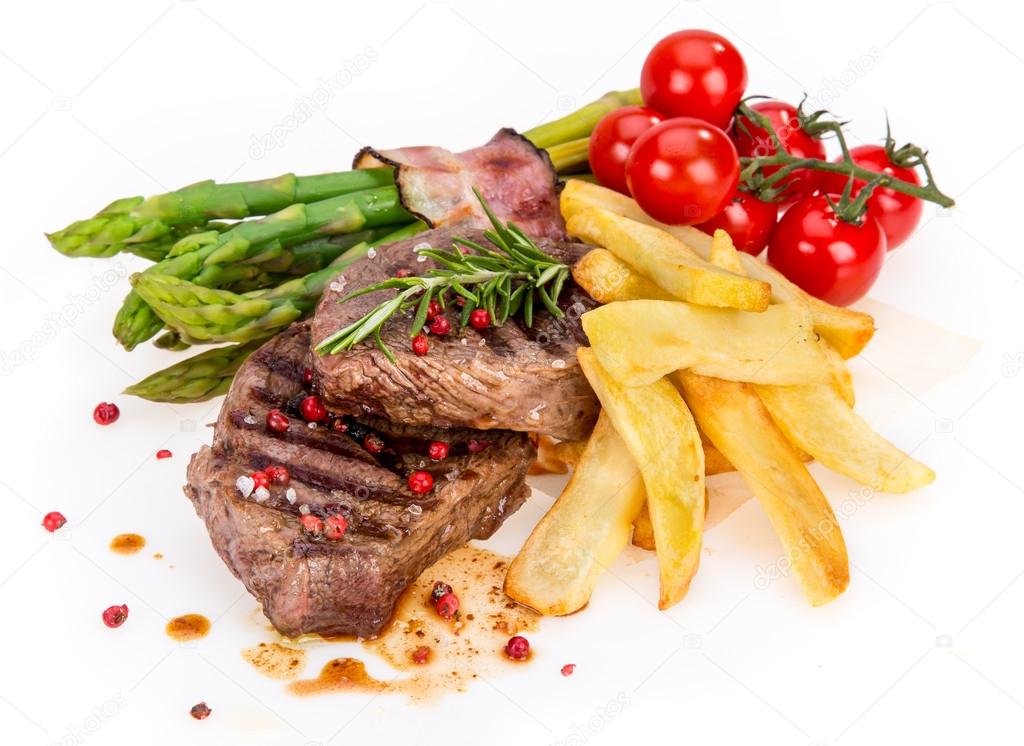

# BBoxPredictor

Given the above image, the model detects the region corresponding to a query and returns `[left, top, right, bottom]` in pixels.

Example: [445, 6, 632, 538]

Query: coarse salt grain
[236, 475, 255, 497]
[367, 248, 377, 259]
[299, 504, 311, 515]
[254, 486, 270, 503]
[307, 421, 317, 430]
[551, 359, 566, 369]
[407, 504, 423, 516]
[243, 414, 257, 425]
[413, 242, 431, 251]
[285, 488, 297, 504]
[416, 254, 427, 263]
[329, 277, 346, 293]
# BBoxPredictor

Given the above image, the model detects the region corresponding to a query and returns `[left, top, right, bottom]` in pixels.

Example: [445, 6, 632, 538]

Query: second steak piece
[310, 226, 600, 441]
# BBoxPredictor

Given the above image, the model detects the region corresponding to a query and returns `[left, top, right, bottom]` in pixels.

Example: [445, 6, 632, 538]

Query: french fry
[572, 248, 675, 303]
[566, 207, 771, 312]
[755, 384, 935, 493]
[529, 434, 570, 475]
[632, 503, 656, 551]
[677, 371, 850, 606]
[561, 179, 875, 358]
[582, 300, 830, 387]
[633, 488, 711, 551]
[551, 438, 588, 469]
[705, 228, 855, 409]
[577, 348, 704, 609]
[506, 413, 645, 615]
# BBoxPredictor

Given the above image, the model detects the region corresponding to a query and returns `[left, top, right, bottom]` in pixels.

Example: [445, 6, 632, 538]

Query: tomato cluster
[587, 29, 927, 306]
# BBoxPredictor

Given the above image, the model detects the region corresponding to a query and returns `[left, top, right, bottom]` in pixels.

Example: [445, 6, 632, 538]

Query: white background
[1, 1, 1022, 744]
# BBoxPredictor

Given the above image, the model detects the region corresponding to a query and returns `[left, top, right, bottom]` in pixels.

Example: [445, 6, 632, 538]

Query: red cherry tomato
[818, 145, 923, 250]
[588, 106, 664, 194]
[767, 194, 886, 306]
[732, 100, 825, 203]
[696, 188, 777, 255]
[625, 118, 739, 225]
[640, 30, 747, 129]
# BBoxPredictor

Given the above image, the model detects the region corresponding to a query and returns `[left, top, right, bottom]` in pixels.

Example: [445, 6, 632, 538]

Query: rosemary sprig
[314, 188, 570, 362]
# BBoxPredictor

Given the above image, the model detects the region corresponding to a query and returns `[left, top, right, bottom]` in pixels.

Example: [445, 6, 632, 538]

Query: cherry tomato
[767, 194, 886, 306]
[696, 188, 777, 255]
[818, 145, 923, 250]
[588, 106, 664, 194]
[732, 100, 825, 203]
[625, 118, 739, 225]
[640, 30, 747, 129]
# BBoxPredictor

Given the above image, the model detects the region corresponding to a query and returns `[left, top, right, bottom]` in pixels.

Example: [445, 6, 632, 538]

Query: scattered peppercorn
[435, 592, 460, 619]
[395, 268, 412, 278]
[266, 408, 290, 433]
[469, 309, 491, 330]
[102, 604, 129, 628]
[426, 299, 443, 320]
[156, 449, 172, 460]
[407, 470, 434, 494]
[41, 511, 66, 533]
[411, 645, 432, 664]
[427, 441, 450, 460]
[300, 514, 323, 537]
[363, 433, 385, 454]
[189, 702, 212, 720]
[251, 471, 270, 490]
[264, 465, 290, 486]
[430, 581, 453, 604]
[331, 418, 349, 433]
[505, 635, 530, 661]
[427, 315, 451, 335]
[299, 395, 326, 422]
[561, 663, 576, 677]
[324, 514, 348, 541]
[302, 367, 314, 385]
[412, 334, 429, 356]
[93, 402, 120, 425]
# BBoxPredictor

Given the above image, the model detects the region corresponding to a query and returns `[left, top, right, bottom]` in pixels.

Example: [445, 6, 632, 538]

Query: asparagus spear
[48, 168, 395, 259]
[521, 89, 641, 149]
[132, 222, 425, 344]
[123, 338, 266, 403]
[112, 186, 411, 349]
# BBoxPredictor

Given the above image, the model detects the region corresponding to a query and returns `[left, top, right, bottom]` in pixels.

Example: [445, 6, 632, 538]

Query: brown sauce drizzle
[166, 614, 211, 642]
[242, 642, 306, 680]
[288, 658, 386, 695]
[255, 546, 540, 701]
[109, 534, 146, 555]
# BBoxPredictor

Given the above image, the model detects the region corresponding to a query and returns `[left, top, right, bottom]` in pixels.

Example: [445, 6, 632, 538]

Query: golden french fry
[703, 227, 856, 409]
[561, 180, 875, 358]
[755, 384, 935, 493]
[572, 248, 675, 303]
[819, 339, 855, 408]
[709, 229, 745, 274]
[577, 348, 704, 609]
[632, 503, 656, 551]
[506, 413, 645, 615]
[677, 371, 850, 606]
[551, 438, 588, 469]
[582, 300, 830, 387]
[566, 207, 771, 312]
[529, 434, 569, 475]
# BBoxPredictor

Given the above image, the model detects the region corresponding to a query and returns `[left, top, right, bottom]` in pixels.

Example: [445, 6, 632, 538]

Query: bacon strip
[354, 129, 565, 239]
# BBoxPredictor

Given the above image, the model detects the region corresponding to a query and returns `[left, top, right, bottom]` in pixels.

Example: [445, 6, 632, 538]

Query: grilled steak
[310, 226, 600, 440]
[185, 323, 534, 638]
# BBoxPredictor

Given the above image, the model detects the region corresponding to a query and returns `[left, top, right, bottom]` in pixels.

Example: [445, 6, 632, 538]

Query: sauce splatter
[242, 642, 306, 680]
[288, 658, 386, 696]
[109, 534, 146, 555]
[260, 546, 541, 701]
[166, 614, 210, 642]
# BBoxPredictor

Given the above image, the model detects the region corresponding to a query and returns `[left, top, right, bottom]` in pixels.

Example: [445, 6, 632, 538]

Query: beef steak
[310, 226, 600, 440]
[185, 323, 534, 638]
